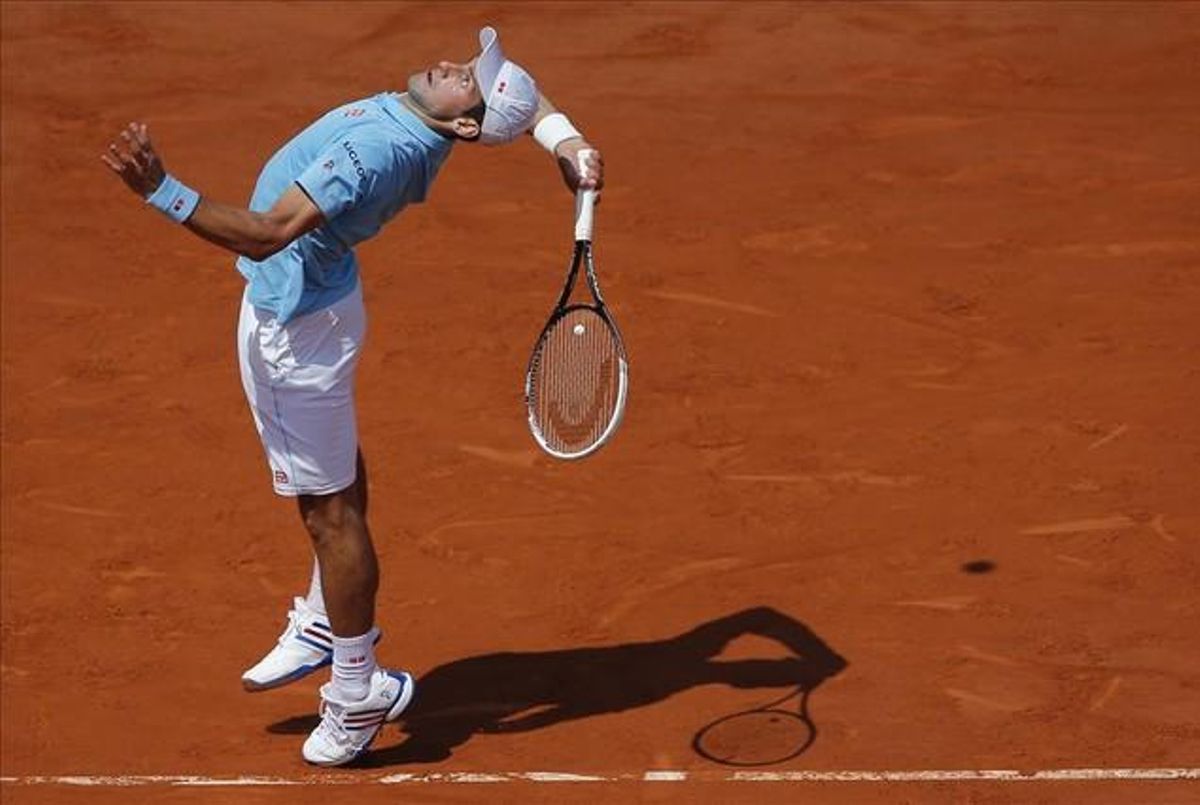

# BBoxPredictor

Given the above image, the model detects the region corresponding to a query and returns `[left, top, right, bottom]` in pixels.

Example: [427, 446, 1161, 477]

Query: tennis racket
[525, 151, 628, 459]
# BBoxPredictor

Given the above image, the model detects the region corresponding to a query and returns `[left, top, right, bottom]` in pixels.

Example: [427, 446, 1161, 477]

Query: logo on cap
[476, 26, 539, 145]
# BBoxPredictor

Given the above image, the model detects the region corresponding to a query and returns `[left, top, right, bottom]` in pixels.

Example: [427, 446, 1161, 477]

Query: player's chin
[406, 73, 428, 98]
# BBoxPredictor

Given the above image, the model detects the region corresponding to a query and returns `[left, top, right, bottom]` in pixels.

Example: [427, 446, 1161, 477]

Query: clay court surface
[3, 2, 1199, 802]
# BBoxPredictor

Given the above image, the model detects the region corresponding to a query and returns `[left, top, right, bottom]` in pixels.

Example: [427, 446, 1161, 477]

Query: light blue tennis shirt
[236, 93, 453, 322]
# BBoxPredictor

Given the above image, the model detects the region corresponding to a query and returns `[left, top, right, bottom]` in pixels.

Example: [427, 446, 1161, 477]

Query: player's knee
[299, 496, 350, 546]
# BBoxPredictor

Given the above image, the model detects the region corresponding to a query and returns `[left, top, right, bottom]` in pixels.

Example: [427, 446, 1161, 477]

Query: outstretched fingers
[104, 141, 142, 178]
[120, 125, 153, 171]
[101, 121, 166, 197]
[99, 150, 123, 173]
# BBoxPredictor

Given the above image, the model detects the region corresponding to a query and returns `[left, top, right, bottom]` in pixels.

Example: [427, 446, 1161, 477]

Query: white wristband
[533, 112, 583, 153]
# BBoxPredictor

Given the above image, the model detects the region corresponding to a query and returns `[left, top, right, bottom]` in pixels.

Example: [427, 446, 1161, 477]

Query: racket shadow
[331, 606, 847, 767]
[692, 686, 817, 767]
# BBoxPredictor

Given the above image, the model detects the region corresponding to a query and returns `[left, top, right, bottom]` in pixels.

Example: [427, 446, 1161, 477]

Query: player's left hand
[101, 122, 167, 198]
[554, 138, 604, 195]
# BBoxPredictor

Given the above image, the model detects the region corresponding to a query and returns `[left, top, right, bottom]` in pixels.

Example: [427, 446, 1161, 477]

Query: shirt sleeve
[294, 137, 391, 221]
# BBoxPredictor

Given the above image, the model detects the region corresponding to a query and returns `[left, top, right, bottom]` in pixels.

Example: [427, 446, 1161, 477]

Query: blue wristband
[145, 174, 200, 223]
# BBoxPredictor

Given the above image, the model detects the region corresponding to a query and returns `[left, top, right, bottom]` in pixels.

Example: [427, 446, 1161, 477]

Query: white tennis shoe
[303, 669, 415, 766]
[241, 597, 334, 691]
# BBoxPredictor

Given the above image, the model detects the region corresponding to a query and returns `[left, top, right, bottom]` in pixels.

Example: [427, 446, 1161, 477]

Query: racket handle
[574, 148, 597, 242]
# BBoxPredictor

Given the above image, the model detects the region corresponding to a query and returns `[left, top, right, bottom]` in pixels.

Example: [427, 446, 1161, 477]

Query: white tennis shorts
[237, 283, 366, 496]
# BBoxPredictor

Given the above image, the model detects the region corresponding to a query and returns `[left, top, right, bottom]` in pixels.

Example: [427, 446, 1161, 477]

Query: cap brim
[476, 26, 504, 101]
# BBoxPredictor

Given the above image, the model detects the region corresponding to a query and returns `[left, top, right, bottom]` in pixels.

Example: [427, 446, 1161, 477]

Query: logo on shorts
[273, 469, 289, 484]
[497, 81, 507, 94]
[322, 159, 335, 171]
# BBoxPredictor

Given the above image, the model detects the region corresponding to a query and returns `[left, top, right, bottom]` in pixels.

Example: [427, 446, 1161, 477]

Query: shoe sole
[305, 671, 416, 768]
[241, 655, 332, 693]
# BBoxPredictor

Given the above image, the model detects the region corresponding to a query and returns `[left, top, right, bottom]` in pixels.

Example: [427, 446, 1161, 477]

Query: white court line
[1, 769, 1198, 785]
[643, 770, 689, 781]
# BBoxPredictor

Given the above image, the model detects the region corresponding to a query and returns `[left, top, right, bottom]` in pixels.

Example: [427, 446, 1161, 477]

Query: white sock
[331, 627, 379, 702]
[305, 558, 326, 617]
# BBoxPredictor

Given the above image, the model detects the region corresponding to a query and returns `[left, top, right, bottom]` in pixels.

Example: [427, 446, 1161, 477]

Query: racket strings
[530, 308, 622, 454]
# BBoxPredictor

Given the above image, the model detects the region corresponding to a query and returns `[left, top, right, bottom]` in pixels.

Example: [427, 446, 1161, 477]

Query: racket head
[692, 686, 816, 767]
[525, 303, 628, 460]
[692, 707, 815, 766]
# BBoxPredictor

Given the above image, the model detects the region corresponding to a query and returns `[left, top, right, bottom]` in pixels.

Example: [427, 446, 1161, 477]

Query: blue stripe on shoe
[384, 672, 415, 721]
[296, 634, 334, 652]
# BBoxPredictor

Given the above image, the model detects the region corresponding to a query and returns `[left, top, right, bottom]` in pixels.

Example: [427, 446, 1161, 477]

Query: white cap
[475, 27, 539, 146]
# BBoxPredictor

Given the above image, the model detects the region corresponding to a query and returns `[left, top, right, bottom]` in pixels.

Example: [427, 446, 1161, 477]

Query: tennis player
[101, 27, 603, 766]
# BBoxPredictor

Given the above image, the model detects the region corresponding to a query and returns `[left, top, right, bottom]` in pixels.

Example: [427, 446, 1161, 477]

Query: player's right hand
[101, 122, 167, 198]
[554, 138, 604, 195]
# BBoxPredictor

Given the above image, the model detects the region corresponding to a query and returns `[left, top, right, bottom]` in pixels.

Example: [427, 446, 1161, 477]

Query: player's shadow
[268, 606, 847, 767]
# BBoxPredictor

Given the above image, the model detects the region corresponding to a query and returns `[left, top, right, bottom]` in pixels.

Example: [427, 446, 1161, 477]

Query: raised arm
[530, 93, 604, 194]
[102, 122, 324, 261]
